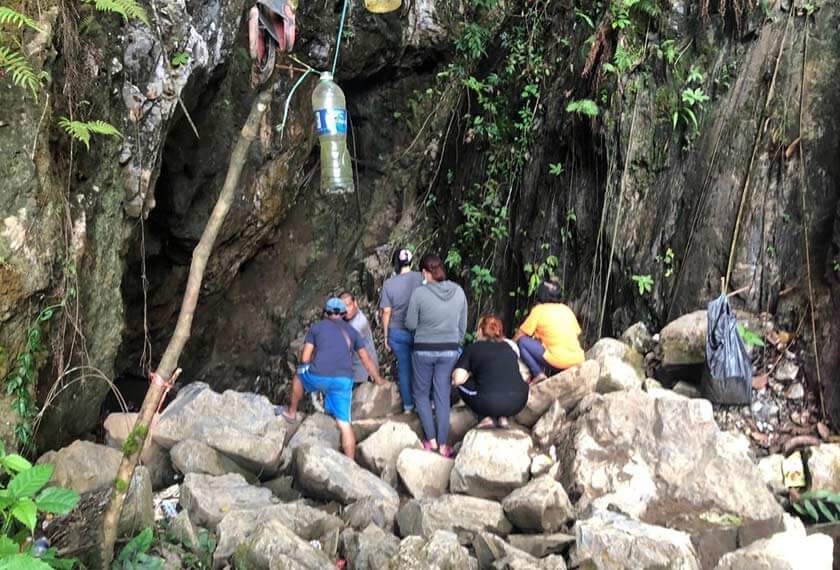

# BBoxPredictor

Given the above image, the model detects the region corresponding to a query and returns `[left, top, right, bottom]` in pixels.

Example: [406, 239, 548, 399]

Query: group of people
[277, 248, 586, 460]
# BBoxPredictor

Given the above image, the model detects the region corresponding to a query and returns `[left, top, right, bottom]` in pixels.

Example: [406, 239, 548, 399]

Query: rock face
[586, 338, 645, 393]
[807, 444, 840, 493]
[153, 383, 286, 474]
[352, 382, 403, 420]
[104, 412, 174, 490]
[342, 497, 399, 532]
[233, 519, 333, 569]
[280, 413, 341, 471]
[341, 525, 400, 570]
[621, 322, 656, 355]
[501, 476, 574, 533]
[515, 360, 600, 427]
[574, 510, 702, 570]
[561, 389, 783, 530]
[660, 311, 707, 366]
[714, 527, 833, 570]
[758, 454, 786, 494]
[215, 502, 343, 566]
[396, 448, 453, 499]
[389, 530, 478, 570]
[357, 421, 421, 477]
[532, 400, 566, 450]
[472, 531, 565, 570]
[450, 429, 534, 500]
[397, 494, 512, 538]
[37, 440, 153, 535]
[170, 439, 256, 481]
[294, 445, 399, 506]
[179, 473, 275, 530]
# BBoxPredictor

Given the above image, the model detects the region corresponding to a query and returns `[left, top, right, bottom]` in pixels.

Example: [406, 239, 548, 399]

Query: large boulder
[351, 382, 403, 420]
[508, 533, 575, 558]
[170, 439, 257, 482]
[397, 494, 512, 538]
[621, 322, 656, 355]
[515, 360, 600, 427]
[532, 400, 566, 450]
[353, 413, 423, 442]
[215, 502, 344, 566]
[280, 413, 341, 471]
[37, 440, 153, 536]
[586, 338, 645, 393]
[560, 389, 784, 534]
[573, 510, 702, 570]
[153, 383, 286, 474]
[357, 421, 421, 478]
[389, 530, 478, 570]
[342, 497, 399, 532]
[758, 454, 786, 495]
[448, 405, 481, 445]
[341, 525, 400, 570]
[807, 444, 840, 493]
[472, 531, 567, 569]
[659, 310, 708, 365]
[714, 526, 833, 570]
[501, 475, 574, 532]
[232, 519, 333, 569]
[396, 448, 453, 498]
[179, 473, 275, 530]
[104, 412, 174, 490]
[450, 429, 534, 500]
[294, 445, 399, 506]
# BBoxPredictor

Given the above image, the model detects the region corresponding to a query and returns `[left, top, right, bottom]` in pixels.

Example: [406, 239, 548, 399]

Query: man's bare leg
[283, 375, 304, 420]
[337, 420, 356, 459]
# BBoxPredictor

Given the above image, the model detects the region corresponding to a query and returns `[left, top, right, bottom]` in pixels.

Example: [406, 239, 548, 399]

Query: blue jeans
[412, 350, 459, 445]
[517, 335, 558, 377]
[389, 327, 414, 411]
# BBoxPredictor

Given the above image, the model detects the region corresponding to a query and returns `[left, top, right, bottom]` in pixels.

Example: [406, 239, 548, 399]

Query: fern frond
[58, 117, 122, 150]
[86, 0, 149, 27]
[0, 45, 42, 96]
[0, 6, 43, 32]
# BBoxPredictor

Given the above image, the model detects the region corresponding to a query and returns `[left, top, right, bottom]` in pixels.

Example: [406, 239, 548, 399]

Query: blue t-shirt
[305, 319, 364, 378]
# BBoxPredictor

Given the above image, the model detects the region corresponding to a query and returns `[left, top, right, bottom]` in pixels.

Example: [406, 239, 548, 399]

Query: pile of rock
[38, 330, 834, 568]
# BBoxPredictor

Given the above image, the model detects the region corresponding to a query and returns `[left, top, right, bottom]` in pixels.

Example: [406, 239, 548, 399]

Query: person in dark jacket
[452, 315, 528, 428]
[405, 253, 467, 458]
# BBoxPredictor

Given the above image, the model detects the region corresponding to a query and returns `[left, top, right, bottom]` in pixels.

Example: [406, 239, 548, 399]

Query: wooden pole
[98, 88, 273, 567]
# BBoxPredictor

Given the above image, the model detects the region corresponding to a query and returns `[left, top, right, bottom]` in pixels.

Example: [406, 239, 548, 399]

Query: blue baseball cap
[324, 297, 347, 314]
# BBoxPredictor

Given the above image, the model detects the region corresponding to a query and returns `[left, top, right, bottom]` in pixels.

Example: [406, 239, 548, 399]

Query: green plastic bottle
[311, 72, 354, 194]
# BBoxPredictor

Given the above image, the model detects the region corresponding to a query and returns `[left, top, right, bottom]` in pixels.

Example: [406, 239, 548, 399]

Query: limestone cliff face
[1, 1, 838, 451]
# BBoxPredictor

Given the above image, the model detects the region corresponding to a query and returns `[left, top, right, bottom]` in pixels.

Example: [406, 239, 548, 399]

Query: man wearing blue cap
[278, 296, 384, 458]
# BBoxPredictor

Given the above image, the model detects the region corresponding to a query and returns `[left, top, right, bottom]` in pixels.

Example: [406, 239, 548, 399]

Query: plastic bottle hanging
[311, 72, 354, 194]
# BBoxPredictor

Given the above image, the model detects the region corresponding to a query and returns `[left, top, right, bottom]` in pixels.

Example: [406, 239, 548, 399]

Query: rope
[332, 0, 350, 76]
[276, 68, 313, 138]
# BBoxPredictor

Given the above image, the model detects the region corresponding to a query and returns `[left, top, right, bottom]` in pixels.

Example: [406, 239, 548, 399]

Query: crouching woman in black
[451, 314, 529, 428]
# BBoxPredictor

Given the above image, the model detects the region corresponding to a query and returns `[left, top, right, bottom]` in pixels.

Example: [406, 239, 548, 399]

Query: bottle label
[314, 108, 347, 135]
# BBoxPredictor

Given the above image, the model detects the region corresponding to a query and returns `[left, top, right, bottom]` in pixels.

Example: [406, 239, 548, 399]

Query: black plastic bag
[700, 294, 753, 405]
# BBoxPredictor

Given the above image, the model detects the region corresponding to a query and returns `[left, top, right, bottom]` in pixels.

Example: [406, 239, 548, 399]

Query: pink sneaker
[422, 440, 435, 451]
[438, 445, 454, 458]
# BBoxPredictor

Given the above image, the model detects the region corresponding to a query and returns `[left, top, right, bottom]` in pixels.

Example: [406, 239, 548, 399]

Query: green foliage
[736, 323, 765, 349]
[170, 51, 189, 67]
[548, 162, 564, 176]
[58, 118, 122, 150]
[631, 274, 653, 296]
[791, 490, 840, 523]
[565, 99, 599, 118]
[832, 258, 839, 272]
[445, 249, 462, 270]
[655, 247, 675, 277]
[85, 0, 149, 27]
[0, 444, 80, 569]
[575, 9, 594, 28]
[5, 304, 61, 452]
[113, 528, 164, 569]
[0, 7, 47, 97]
[121, 424, 149, 456]
[455, 22, 491, 60]
[470, 265, 496, 296]
[0, 7, 42, 32]
[177, 529, 216, 568]
[524, 255, 558, 296]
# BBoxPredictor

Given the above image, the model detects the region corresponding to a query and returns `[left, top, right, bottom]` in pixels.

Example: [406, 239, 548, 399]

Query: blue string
[332, 0, 350, 75]
[276, 68, 313, 138]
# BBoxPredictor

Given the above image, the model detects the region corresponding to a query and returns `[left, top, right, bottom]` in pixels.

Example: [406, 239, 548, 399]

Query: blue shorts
[299, 370, 353, 423]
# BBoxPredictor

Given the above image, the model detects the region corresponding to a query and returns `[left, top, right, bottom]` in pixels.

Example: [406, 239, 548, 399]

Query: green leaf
[11, 498, 37, 531]
[170, 51, 189, 67]
[117, 528, 154, 562]
[0, 555, 53, 570]
[9, 464, 53, 499]
[817, 499, 835, 522]
[792, 501, 807, 517]
[0, 536, 18, 557]
[85, 0, 149, 26]
[36, 487, 80, 515]
[2, 454, 32, 473]
[804, 499, 820, 522]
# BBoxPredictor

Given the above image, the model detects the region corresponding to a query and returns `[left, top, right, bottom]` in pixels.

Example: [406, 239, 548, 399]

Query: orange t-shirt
[519, 303, 585, 369]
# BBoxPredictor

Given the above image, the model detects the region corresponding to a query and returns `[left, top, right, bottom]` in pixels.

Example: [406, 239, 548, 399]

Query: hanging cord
[276, 67, 314, 138]
[332, 0, 350, 75]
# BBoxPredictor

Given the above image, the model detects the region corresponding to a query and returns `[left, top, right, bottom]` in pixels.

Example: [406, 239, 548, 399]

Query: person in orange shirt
[513, 281, 585, 383]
